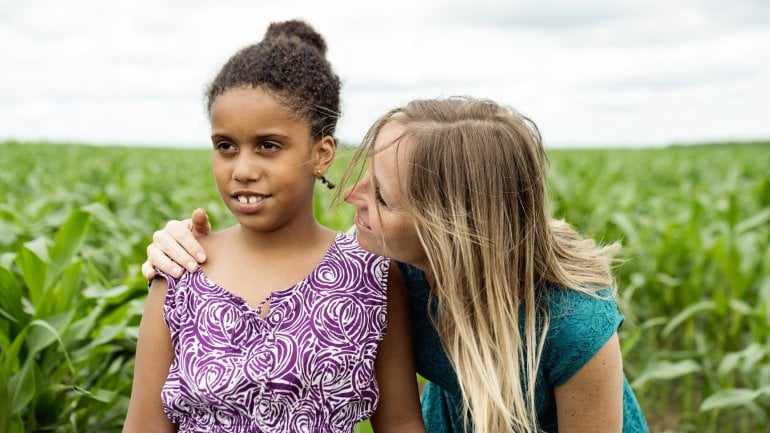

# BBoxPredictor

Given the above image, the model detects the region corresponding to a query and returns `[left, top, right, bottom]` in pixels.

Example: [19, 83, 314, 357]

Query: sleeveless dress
[156, 233, 389, 433]
[397, 262, 649, 433]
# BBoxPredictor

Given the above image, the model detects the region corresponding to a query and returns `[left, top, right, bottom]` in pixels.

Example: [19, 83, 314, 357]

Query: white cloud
[1, 0, 768, 148]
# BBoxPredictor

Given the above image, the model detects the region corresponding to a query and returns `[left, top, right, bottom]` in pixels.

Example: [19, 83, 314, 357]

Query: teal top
[397, 262, 649, 433]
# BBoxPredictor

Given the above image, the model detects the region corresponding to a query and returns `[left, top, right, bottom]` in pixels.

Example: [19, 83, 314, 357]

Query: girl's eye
[259, 141, 280, 151]
[375, 188, 388, 207]
[215, 141, 236, 152]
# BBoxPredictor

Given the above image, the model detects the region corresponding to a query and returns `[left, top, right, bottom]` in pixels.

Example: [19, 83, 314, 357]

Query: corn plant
[1, 141, 769, 432]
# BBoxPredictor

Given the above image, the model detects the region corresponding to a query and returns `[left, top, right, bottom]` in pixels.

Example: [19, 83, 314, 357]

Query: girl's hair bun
[264, 20, 327, 57]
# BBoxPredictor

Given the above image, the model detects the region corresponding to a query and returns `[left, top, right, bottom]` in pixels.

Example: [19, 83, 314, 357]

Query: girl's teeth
[237, 195, 262, 204]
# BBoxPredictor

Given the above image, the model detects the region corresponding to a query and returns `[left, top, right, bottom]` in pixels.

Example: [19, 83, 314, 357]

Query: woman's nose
[344, 180, 367, 207]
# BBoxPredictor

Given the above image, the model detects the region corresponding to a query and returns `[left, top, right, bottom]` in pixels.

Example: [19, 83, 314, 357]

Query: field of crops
[1, 140, 768, 432]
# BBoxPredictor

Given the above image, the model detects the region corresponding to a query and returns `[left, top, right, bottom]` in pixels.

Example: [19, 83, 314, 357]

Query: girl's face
[210, 86, 333, 233]
[344, 122, 428, 270]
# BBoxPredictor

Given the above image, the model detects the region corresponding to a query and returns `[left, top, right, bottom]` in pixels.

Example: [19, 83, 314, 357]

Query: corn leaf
[49, 209, 90, 271]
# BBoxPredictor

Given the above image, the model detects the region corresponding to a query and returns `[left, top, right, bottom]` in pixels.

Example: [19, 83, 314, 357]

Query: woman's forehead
[374, 121, 416, 162]
[374, 121, 405, 148]
[370, 122, 412, 190]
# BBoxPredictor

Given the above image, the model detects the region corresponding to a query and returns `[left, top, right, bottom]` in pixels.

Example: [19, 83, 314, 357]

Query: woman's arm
[554, 333, 623, 433]
[141, 208, 211, 280]
[370, 262, 426, 433]
[123, 279, 177, 433]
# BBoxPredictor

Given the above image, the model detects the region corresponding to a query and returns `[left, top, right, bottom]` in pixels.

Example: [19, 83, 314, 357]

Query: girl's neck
[234, 219, 334, 252]
[199, 219, 337, 310]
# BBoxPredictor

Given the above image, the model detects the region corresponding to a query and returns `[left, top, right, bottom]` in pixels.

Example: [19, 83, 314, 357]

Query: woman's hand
[141, 208, 211, 280]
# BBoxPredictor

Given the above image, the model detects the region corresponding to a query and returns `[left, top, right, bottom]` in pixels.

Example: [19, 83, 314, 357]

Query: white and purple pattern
[157, 233, 389, 433]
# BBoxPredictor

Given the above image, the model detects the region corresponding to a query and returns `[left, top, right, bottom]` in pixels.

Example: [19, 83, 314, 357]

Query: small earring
[316, 170, 335, 189]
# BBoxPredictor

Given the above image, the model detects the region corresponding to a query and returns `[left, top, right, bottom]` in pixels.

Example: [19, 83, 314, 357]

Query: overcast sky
[2, 0, 769, 148]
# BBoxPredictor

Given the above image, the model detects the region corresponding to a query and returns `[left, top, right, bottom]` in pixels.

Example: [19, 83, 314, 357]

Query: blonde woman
[144, 97, 649, 432]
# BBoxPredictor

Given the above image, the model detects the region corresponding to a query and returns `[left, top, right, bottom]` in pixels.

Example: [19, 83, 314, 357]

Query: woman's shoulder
[542, 286, 623, 339]
[540, 286, 624, 386]
[544, 286, 620, 322]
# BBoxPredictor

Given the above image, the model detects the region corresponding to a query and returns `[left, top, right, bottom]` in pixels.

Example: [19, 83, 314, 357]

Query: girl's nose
[233, 154, 261, 182]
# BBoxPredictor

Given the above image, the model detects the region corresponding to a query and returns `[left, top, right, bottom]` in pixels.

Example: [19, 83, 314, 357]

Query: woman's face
[344, 122, 428, 270]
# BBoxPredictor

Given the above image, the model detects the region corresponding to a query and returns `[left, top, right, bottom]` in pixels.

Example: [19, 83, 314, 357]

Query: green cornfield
[1, 141, 768, 432]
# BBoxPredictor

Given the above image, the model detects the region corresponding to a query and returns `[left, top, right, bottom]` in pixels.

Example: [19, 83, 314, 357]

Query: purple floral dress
[156, 233, 389, 432]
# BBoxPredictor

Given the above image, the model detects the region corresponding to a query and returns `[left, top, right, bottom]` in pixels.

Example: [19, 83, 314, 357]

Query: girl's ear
[312, 135, 336, 174]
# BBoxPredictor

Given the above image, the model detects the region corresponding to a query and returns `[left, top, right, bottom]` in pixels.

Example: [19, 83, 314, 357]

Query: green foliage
[547, 143, 770, 432]
[1, 141, 769, 432]
[0, 208, 143, 432]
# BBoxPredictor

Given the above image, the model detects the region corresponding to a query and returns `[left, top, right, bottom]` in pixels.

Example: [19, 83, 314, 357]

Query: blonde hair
[345, 96, 618, 433]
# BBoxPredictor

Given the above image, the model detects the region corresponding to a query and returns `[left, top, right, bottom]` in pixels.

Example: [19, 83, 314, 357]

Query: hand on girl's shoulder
[148, 228, 231, 286]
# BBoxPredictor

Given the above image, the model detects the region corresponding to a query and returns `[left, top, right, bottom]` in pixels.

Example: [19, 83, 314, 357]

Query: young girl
[144, 97, 649, 432]
[123, 20, 424, 433]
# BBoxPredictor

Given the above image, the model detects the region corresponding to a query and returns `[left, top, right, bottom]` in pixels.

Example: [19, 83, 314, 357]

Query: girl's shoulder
[332, 232, 379, 255]
[326, 233, 390, 269]
[311, 232, 389, 286]
[197, 226, 233, 250]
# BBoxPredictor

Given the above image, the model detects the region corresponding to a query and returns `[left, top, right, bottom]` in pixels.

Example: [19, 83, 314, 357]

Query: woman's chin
[353, 234, 385, 256]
